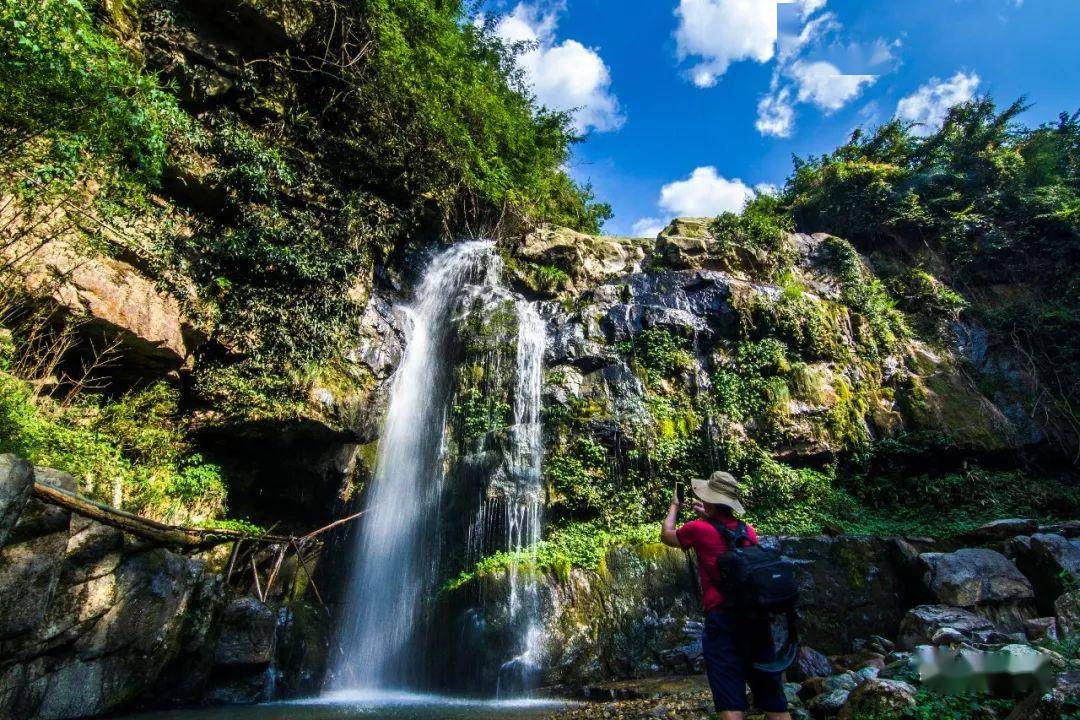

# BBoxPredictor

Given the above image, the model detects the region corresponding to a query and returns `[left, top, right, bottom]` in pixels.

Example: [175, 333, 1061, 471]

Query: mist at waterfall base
[325, 241, 552, 704]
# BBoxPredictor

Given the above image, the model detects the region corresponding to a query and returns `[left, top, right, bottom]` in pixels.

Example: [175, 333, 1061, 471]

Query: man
[661, 471, 791, 720]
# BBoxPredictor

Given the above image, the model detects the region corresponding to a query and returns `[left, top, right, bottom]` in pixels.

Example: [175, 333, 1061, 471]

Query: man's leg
[741, 616, 791, 720]
[701, 612, 750, 716]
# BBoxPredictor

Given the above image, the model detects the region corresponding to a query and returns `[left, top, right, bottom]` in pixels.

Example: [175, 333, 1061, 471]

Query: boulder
[213, 597, 277, 666]
[1023, 617, 1059, 643]
[808, 688, 850, 719]
[654, 218, 714, 269]
[0, 454, 33, 545]
[837, 679, 917, 720]
[1039, 520, 1080, 538]
[1006, 669, 1080, 720]
[1055, 589, 1080, 635]
[830, 651, 885, 674]
[931, 627, 966, 646]
[918, 548, 1033, 606]
[786, 646, 833, 682]
[1, 229, 204, 371]
[1011, 533, 1080, 614]
[515, 225, 643, 293]
[774, 536, 910, 654]
[0, 470, 74, 640]
[897, 605, 996, 650]
[962, 518, 1037, 543]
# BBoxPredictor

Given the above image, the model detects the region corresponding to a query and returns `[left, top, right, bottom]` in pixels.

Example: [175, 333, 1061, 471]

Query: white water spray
[329, 242, 548, 694]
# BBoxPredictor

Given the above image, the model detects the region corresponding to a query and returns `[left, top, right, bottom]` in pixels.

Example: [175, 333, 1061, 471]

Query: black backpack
[707, 519, 800, 672]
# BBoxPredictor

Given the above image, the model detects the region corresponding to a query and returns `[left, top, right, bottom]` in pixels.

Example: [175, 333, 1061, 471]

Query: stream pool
[120, 692, 572, 720]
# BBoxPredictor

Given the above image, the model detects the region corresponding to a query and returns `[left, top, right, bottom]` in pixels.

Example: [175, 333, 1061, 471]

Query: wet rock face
[897, 605, 997, 650]
[918, 548, 1034, 607]
[0, 463, 224, 720]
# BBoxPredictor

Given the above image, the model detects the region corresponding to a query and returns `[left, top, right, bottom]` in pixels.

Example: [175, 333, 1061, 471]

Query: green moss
[0, 373, 226, 522]
[709, 193, 797, 279]
[821, 236, 909, 357]
[616, 328, 695, 386]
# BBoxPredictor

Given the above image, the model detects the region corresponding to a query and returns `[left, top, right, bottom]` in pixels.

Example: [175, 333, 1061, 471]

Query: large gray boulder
[897, 605, 996, 650]
[918, 548, 1033, 606]
[0, 455, 32, 545]
[786, 646, 834, 682]
[213, 597, 276, 666]
[1010, 533, 1080, 614]
[962, 518, 1037, 543]
[774, 536, 910, 654]
[838, 678, 917, 720]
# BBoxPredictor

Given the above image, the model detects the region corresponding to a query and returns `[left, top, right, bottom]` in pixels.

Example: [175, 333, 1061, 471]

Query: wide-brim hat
[691, 470, 745, 515]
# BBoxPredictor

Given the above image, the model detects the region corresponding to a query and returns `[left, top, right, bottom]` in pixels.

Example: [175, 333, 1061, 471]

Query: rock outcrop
[0, 454, 326, 719]
[0, 210, 207, 373]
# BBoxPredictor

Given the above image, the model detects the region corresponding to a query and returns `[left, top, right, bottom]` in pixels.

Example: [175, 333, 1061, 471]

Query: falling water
[329, 241, 501, 691]
[497, 300, 548, 695]
[329, 241, 548, 695]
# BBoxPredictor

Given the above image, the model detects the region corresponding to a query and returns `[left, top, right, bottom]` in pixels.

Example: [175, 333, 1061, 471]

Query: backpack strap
[705, 518, 752, 550]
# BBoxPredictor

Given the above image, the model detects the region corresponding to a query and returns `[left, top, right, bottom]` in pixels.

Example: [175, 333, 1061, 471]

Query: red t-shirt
[676, 517, 759, 613]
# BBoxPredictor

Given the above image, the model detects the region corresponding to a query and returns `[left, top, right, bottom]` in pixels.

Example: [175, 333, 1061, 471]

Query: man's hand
[661, 490, 683, 547]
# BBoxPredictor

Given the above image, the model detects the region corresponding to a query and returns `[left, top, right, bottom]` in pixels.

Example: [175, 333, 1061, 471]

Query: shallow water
[120, 692, 570, 720]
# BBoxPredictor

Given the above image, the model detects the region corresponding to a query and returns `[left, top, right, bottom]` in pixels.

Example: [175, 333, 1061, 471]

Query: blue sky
[485, 0, 1080, 236]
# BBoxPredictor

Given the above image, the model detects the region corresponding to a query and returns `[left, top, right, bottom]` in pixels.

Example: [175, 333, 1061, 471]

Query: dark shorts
[701, 610, 789, 713]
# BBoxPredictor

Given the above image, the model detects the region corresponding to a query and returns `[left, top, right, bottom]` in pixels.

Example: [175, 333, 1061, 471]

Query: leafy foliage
[0, 0, 190, 187]
[0, 372, 225, 521]
[303, 0, 610, 232]
[787, 98, 1080, 451]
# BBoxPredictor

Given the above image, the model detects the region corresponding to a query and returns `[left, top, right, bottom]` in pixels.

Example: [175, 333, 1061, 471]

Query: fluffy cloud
[494, 4, 623, 133]
[790, 60, 876, 112]
[896, 71, 981, 136]
[755, 85, 795, 137]
[674, 0, 780, 87]
[658, 167, 755, 217]
[631, 217, 666, 238]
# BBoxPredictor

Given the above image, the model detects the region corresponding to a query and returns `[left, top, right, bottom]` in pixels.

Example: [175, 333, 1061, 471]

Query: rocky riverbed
[6, 442, 1079, 719]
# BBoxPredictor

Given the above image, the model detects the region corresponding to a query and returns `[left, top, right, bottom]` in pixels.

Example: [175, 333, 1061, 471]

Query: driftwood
[29, 480, 366, 549]
[30, 480, 375, 613]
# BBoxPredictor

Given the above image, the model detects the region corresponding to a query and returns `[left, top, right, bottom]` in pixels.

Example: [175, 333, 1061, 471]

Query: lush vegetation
[0, 0, 190, 188]
[0, 0, 620, 523]
[0, 368, 225, 522]
[788, 99, 1080, 454]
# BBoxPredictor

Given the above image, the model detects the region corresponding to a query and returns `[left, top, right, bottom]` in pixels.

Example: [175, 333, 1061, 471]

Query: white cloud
[494, 4, 623, 133]
[790, 60, 876, 112]
[674, 0, 780, 87]
[631, 217, 666, 238]
[796, 0, 828, 19]
[658, 167, 755, 217]
[896, 71, 981, 136]
[754, 182, 780, 196]
[755, 85, 795, 137]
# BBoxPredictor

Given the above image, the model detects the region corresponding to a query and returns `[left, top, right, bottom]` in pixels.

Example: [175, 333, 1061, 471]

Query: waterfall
[497, 300, 547, 695]
[328, 241, 547, 695]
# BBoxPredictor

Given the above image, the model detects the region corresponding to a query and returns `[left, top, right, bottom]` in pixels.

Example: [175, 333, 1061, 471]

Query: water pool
[120, 692, 572, 720]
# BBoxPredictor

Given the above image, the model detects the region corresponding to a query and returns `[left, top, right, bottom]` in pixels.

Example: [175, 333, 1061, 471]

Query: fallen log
[31, 480, 295, 548]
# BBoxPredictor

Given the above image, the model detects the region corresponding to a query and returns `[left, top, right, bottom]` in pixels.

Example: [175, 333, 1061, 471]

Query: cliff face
[507, 219, 1051, 537]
